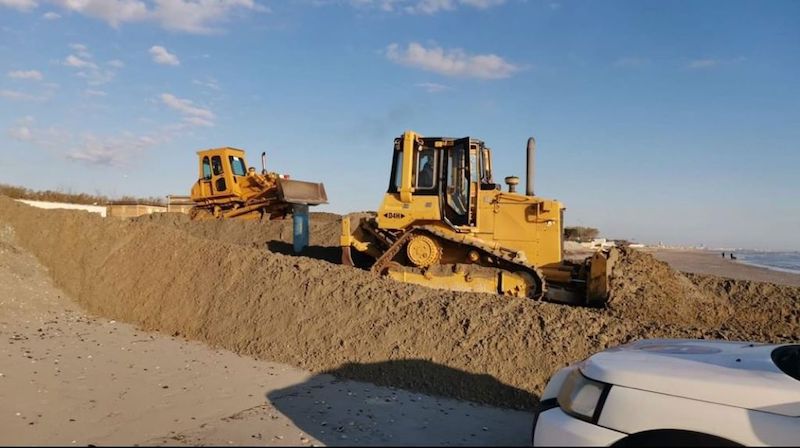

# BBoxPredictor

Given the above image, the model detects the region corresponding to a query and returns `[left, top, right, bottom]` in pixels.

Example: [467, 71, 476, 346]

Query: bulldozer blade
[585, 248, 618, 306]
[277, 178, 328, 205]
[545, 287, 586, 306]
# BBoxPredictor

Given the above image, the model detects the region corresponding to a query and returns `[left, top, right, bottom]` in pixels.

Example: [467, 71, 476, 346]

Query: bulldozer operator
[418, 155, 435, 187]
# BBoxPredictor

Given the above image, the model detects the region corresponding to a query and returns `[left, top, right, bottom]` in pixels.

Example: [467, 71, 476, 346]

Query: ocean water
[733, 251, 800, 275]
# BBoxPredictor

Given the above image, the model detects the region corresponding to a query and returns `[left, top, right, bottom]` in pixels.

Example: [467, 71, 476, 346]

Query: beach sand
[645, 248, 800, 287]
[2, 197, 798, 446]
[0, 234, 532, 446]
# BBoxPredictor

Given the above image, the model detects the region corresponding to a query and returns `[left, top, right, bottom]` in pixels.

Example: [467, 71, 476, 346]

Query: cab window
[469, 150, 480, 183]
[229, 156, 247, 176]
[211, 156, 224, 176]
[391, 150, 403, 191]
[445, 145, 469, 225]
[415, 149, 436, 190]
[202, 157, 212, 179]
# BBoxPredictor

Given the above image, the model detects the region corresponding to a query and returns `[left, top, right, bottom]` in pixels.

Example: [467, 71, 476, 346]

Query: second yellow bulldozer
[189, 147, 328, 220]
[340, 131, 614, 306]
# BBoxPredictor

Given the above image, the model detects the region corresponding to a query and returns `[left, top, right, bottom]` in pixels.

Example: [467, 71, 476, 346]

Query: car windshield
[773, 345, 800, 381]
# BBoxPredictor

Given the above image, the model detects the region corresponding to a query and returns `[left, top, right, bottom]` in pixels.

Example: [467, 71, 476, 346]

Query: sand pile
[134, 211, 345, 263]
[1, 196, 798, 409]
[606, 247, 733, 326]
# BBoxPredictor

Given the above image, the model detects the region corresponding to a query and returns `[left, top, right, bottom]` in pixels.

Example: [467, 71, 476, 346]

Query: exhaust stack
[526, 137, 535, 196]
[261, 151, 267, 175]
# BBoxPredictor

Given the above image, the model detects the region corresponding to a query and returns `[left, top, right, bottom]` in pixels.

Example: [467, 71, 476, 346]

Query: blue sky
[0, 0, 798, 250]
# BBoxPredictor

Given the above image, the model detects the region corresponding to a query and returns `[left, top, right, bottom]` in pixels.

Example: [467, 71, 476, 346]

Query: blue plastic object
[293, 204, 310, 254]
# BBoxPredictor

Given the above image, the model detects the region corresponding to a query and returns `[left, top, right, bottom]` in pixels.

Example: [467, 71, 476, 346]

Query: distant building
[16, 199, 108, 217]
[106, 203, 167, 219]
[579, 238, 617, 250]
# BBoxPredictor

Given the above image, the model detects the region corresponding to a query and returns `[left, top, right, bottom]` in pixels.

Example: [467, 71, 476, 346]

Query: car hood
[581, 339, 800, 417]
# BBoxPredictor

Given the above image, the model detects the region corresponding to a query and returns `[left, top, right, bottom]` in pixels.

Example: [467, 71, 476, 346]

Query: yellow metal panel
[376, 193, 441, 229]
[399, 130, 418, 203]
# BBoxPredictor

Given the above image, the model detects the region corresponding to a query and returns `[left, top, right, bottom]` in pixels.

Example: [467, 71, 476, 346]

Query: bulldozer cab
[195, 147, 249, 199]
[386, 131, 497, 230]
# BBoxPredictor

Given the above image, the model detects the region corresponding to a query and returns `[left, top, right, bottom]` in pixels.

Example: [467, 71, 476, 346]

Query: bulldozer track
[371, 225, 547, 300]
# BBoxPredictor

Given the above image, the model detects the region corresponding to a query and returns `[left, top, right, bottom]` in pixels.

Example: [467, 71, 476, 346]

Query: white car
[532, 339, 800, 446]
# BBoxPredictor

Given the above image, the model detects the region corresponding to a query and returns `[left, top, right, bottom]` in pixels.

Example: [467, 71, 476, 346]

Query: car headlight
[557, 368, 611, 423]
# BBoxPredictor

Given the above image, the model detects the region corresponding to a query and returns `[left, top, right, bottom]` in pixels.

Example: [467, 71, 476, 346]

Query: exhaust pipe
[526, 137, 535, 196]
[261, 151, 267, 175]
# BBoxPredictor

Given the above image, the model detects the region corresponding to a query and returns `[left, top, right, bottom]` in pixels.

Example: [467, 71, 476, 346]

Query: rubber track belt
[370, 225, 547, 300]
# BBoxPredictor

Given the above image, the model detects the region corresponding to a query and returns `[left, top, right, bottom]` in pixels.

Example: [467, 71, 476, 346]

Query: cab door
[210, 155, 229, 196]
[466, 139, 481, 227]
[198, 155, 214, 197]
[443, 137, 476, 228]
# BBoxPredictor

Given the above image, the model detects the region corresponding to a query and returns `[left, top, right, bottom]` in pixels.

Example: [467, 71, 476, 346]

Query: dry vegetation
[564, 226, 600, 242]
[0, 183, 165, 206]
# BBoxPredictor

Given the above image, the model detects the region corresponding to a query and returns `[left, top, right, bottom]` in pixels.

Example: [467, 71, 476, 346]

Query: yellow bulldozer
[340, 131, 614, 306]
[189, 147, 328, 220]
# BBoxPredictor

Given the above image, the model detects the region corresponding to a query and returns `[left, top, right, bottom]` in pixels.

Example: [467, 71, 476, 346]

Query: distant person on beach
[730, 253, 737, 260]
[722, 252, 725, 258]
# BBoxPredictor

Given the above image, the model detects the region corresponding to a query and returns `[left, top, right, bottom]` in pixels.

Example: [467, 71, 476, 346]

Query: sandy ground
[2, 198, 798, 446]
[0, 238, 532, 446]
[646, 248, 800, 287]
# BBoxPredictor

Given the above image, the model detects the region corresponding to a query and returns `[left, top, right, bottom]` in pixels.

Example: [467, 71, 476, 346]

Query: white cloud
[0, 0, 37, 11]
[85, 89, 108, 96]
[76, 69, 116, 85]
[386, 42, 519, 79]
[64, 128, 184, 165]
[69, 43, 93, 59]
[451, 0, 503, 10]
[687, 57, 746, 70]
[62, 44, 120, 85]
[7, 116, 174, 167]
[7, 104, 211, 166]
[66, 135, 132, 166]
[462, 0, 501, 6]
[415, 82, 450, 93]
[7, 116, 35, 141]
[152, 0, 268, 33]
[161, 93, 215, 126]
[192, 77, 220, 90]
[64, 54, 97, 69]
[149, 45, 180, 66]
[8, 69, 43, 80]
[44, 0, 266, 34]
[183, 116, 214, 127]
[50, 0, 150, 26]
[0, 82, 57, 102]
[1, 89, 38, 101]
[9, 125, 33, 141]
[344, 0, 503, 14]
[7, 117, 70, 150]
[42, 11, 62, 19]
[405, 0, 454, 14]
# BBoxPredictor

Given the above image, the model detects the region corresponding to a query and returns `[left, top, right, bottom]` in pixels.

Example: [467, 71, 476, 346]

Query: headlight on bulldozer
[557, 369, 611, 423]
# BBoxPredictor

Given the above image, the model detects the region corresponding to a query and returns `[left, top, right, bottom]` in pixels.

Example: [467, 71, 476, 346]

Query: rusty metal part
[341, 246, 354, 266]
[277, 178, 328, 206]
